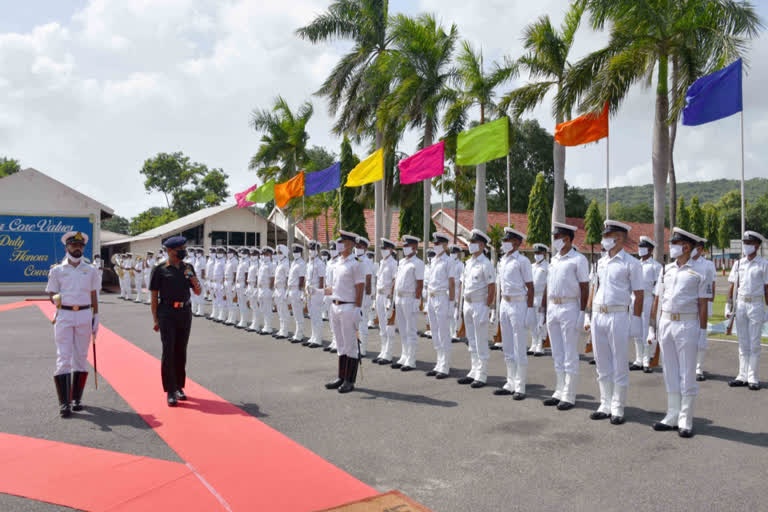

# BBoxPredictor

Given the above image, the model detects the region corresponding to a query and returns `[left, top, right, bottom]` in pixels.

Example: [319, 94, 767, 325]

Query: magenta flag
[398, 141, 445, 185]
[235, 183, 259, 208]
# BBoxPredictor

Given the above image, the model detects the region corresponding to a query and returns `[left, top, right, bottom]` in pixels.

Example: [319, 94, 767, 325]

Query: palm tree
[559, 0, 762, 260]
[297, 0, 393, 256]
[250, 96, 314, 250]
[498, 0, 585, 226]
[387, 13, 458, 257]
[444, 41, 516, 232]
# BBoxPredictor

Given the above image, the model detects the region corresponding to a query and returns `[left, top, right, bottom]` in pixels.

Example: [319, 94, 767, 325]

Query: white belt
[549, 296, 579, 305]
[534, 292, 543, 298]
[397, 291, 416, 298]
[661, 311, 699, 321]
[593, 304, 629, 314]
[502, 295, 525, 302]
[738, 295, 765, 303]
[464, 295, 488, 304]
[429, 290, 449, 297]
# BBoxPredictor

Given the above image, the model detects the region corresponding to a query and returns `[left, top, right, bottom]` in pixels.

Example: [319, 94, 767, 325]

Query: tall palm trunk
[668, 57, 680, 231]
[423, 120, 434, 259]
[473, 105, 487, 232]
[454, 164, 460, 242]
[552, 110, 566, 224]
[652, 55, 670, 262]
[374, 129, 384, 262]
[312, 218, 318, 241]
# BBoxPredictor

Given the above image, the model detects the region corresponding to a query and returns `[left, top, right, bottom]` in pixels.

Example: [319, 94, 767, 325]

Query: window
[210, 231, 227, 246]
[246, 232, 256, 246]
[208, 231, 258, 246]
[229, 232, 245, 246]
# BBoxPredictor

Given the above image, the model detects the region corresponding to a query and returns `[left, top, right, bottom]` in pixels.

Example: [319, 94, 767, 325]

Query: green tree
[102, 215, 131, 235]
[337, 137, 368, 239]
[487, 223, 505, 260]
[130, 207, 178, 235]
[584, 200, 604, 263]
[746, 193, 768, 237]
[688, 195, 705, 238]
[498, 0, 586, 226]
[677, 196, 690, 231]
[140, 152, 230, 216]
[560, 0, 762, 261]
[0, 157, 21, 177]
[526, 172, 551, 246]
[703, 204, 719, 253]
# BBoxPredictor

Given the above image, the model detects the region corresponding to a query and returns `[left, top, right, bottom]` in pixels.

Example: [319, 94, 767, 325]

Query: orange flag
[554, 102, 609, 147]
[274, 171, 304, 208]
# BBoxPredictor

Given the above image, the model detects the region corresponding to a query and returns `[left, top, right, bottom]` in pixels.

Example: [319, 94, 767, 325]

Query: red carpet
[23, 301, 378, 511]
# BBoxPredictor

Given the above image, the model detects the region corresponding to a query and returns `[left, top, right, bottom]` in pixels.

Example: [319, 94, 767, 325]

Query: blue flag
[304, 162, 341, 196]
[682, 59, 742, 126]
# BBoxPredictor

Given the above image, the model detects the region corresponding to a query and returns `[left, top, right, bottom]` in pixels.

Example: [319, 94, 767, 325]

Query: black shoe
[728, 379, 747, 387]
[629, 363, 643, 371]
[527, 350, 534, 355]
[610, 415, 625, 425]
[377, 359, 391, 365]
[543, 397, 560, 406]
[588, 359, 596, 365]
[494, 388, 513, 396]
[642, 366, 653, 374]
[71, 371, 88, 411]
[167, 392, 178, 407]
[748, 383, 760, 391]
[325, 378, 343, 389]
[435, 373, 449, 379]
[457, 376, 474, 385]
[54, 374, 72, 418]
[323, 346, 332, 352]
[678, 428, 694, 438]
[275, 335, 286, 340]
[176, 389, 187, 401]
[400, 366, 413, 372]
[512, 392, 526, 401]
[652, 422, 676, 431]
[372, 357, 381, 364]
[338, 381, 355, 393]
[326, 356, 346, 389]
[470, 380, 486, 389]
[590, 411, 610, 420]
[291, 338, 303, 344]
[391, 362, 402, 369]
[490, 345, 502, 351]
[330, 348, 337, 354]
[534, 351, 545, 357]
[696, 373, 706, 382]
[426, 370, 438, 377]
[302, 341, 311, 346]
[557, 401, 574, 411]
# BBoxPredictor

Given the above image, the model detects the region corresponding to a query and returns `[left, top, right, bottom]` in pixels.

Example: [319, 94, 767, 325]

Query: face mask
[552, 238, 565, 253]
[176, 249, 187, 260]
[335, 242, 345, 253]
[691, 248, 699, 258]
[293, 251, 302, 257]
[403, 246, 413, 256]
[434, 245, 444, 256]
[381, 249, 390, 258]
[321, 255, 328, 261]
[600, 238, 616, 251]
[450, 253, 457, 260]
[501, 242, 513, 254]
[217, 254, 224, 260]
[354, 248, 365, 257]
[469, 243, 480, 254]
[309, 250, 317, 257]
[330, 249, 338, 258]
[743, 244, 756, 256]
[638, 247, 649, 257]
[535, 254, 544, 262]
[669, 244, 683, 259]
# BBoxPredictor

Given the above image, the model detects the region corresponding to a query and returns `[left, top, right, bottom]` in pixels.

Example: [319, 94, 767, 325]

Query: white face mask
[309, 249, 317, 257]
[403, 246, 413, 256]
[669, 244, 683, 259]
[501, 242, 513, 254]
[534, 254, 544, 263]
[354, 248, 365, 257]
[335, 242, 345, 253]
[293, 251, 302, 258]
[330, 249, 338, 258]
[743, 244, 756, 256]
[638, 247, 649, 257]
[469, 243, 480, 254]
[600, 237, 616, 251]
[552, 238, 566, 253]
[217, 254, 224, 259]
[691, 248, 699, 258]
[450, 253, 457, 260]
[381, 249, 390, 258]
[434, 245, 444, 256]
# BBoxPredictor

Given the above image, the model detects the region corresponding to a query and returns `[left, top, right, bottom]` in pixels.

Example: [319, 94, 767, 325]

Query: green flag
[456, 117, 509, 166]
[245, 179, 275, 203]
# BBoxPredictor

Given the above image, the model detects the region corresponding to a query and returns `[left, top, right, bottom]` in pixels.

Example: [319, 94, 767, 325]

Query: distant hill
[578, 178, 768, 207]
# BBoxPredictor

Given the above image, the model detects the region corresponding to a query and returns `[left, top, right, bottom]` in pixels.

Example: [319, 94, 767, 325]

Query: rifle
[726, 260, 739, 335]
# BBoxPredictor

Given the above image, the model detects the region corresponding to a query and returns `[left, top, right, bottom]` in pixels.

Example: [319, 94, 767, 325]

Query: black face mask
[175, 249, 187, 260]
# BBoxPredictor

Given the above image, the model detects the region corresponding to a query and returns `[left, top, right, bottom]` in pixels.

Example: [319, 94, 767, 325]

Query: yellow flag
[345, 148, 383, 187]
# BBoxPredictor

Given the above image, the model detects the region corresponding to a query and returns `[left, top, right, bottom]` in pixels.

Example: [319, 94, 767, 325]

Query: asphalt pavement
[1, 294, 766, 512]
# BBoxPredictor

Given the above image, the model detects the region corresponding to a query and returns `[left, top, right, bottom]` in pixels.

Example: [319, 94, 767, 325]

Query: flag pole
[338, 187, 342, 232]
[740, 111, 745, 235]
[506, 153, 511, 226]
[605, 135, 610, 219]
[440, 171, 444, 230]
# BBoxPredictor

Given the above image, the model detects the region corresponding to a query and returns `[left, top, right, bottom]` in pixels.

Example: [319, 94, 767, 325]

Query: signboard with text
[0, 214, 94, 284]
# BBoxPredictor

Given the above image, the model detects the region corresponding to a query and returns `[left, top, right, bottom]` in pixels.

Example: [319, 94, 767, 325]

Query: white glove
[577, 311, 585, 332]
[525, 307, 536, 329]
[583, 312, 591, 332]
[647, 325, 656, 344]
[91, 313, 99, 336]
[386, 299, 392, 310]
[725, 302, 733, 319]
[630, 315, 642, 339]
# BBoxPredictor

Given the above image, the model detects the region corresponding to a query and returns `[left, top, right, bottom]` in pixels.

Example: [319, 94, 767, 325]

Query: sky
[1, 0, 767, 219]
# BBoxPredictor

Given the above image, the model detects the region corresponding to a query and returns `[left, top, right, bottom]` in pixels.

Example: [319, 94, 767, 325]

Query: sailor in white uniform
[246, 247, 261, 332]
[690, 237, 716, 381]
[354, 237, 374, 355]
[304, 241, 326, 348]
[527, 244, 549, 356]
[425, 233, 456, 379]
[288, 244, 307, 342]
[373, 238, 398, 364]
[392, 235, 425, 371]
[449, 244, 465, 341]
[273, 244, 291, 338]
[235, 247, 251, 328]
[257, 247, 276, 335]
[632, 237, 663, 373]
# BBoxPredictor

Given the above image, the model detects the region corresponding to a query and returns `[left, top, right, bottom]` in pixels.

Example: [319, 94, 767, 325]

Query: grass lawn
[709, 294, 767, 342]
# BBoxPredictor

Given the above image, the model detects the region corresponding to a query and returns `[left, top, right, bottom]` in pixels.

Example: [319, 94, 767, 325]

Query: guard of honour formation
[47, 221, 767, 439]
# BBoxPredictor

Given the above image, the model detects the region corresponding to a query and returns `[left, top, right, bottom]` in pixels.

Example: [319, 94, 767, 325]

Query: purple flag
[398, 141, 445, 185]
[683, 59, 743, 126]
[305, 162, 341, 196]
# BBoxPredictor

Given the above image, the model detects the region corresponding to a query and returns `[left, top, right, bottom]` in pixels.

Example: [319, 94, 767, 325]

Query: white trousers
[395, 296, 418, 367]
[236, 283, 249, 323]
[427, 294, 452, 373]
[592, 311, 631, 387]
[634, 294, 653, 364]
[499, 299, 528, 365]
[308, 291, 324, 343]
[54, 309, 92, 375]
[258, 289, 273, 331]
[274, 289, 290, 335]
[463, 299, 490, 362]
[331, 303, 358, 358]
[247, 286, 261, 329]
[658, 318, 699, 396]
[133, 275, 143, 301]
[546, 302, 580, 375]
[376, 294, 395, 360]
[735, 302, 764, 384]
[530, 295, 546, 351]
[288, 288, 305, 339]
[213, 281, 225, 307]
[358, 294, 371, 351]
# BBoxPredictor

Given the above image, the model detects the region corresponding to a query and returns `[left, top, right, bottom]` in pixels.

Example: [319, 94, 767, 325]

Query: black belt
[160, 300, 190, 309]
[60, 305, 92, 311]
[332, 300, 353, 305]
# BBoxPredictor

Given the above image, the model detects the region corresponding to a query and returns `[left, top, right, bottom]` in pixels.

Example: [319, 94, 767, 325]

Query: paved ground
[1, 294, 767, 512]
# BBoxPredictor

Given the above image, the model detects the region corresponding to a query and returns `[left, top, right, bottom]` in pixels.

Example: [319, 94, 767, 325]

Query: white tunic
[547, 248, 589, 299]
[331, 254, 364, 302]
[427, 253, 454, 293]
[274, 257, 289, 290]
[377, 256, 397, 295]
[497, 251, 533, 297]
[593, 249, 643, 306]
[288, 257, 306, 289]
[532, 260, 548, 294]
[639, 257, 662, 295]
[729, 254, 768, 298]
[306, 257, 326, 291]
[462, 254, 495, 297]
[655, 261, 709, 314]
[394, 255, 425, 297]
[46, 260, 100, 305]
[257, 259, 275, 289]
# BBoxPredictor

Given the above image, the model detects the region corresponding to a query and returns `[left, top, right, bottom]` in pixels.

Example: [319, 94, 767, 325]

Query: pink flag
[235, 183, 259, 208]
[398, 141, 445, 185]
